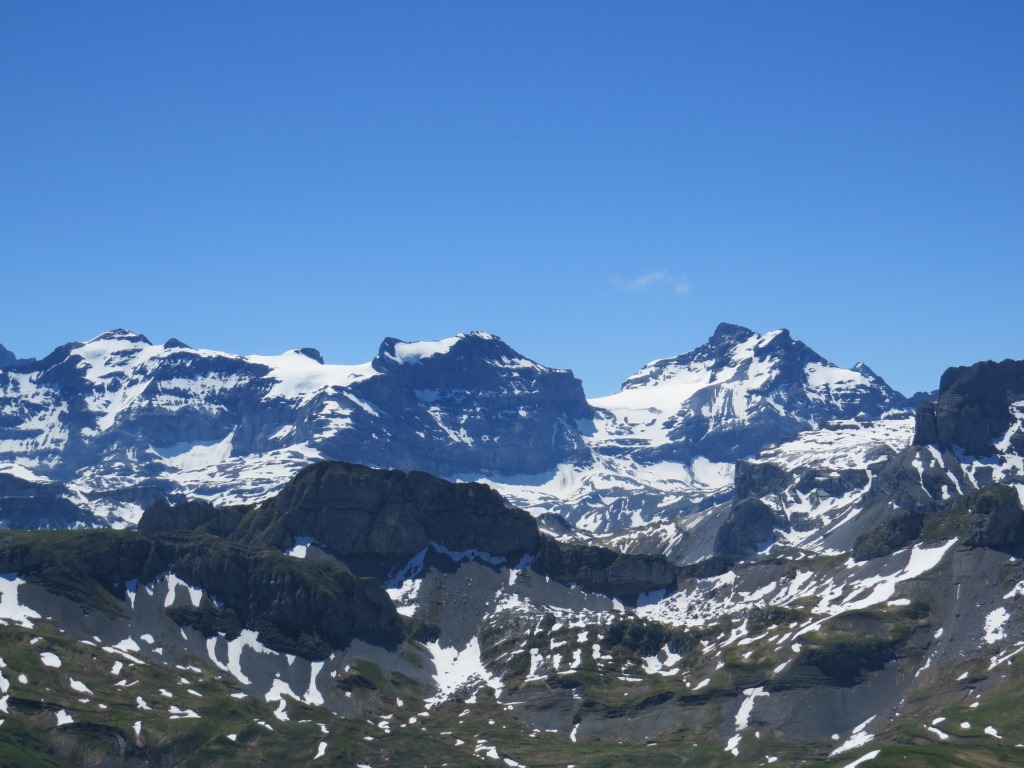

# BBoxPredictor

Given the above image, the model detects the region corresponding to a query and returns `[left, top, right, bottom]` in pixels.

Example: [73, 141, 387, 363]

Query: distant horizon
[3, 3, 1021, 401]
[0, 319, 985, 400]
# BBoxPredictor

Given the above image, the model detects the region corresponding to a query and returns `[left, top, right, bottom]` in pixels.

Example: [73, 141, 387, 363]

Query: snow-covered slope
[591, 323, 905, 463]
[485, 323, 909, 532]
[0, 329, 592, 526]
[0, 324, 908, 531]
[5, 457, 1024, 767]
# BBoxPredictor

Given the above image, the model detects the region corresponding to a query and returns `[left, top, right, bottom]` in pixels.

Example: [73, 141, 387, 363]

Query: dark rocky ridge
[531, 538, 678, 599]
[853, 482, 1024, 561]
[0, 342, 33, 368]
[914, 358, 1024, 456]
[234, 461, 543, 576]
[0, 528, 403, 658]
[140, 460, 691, 601]
[713, 497, 790, 560]
[0, 473, 94, 529]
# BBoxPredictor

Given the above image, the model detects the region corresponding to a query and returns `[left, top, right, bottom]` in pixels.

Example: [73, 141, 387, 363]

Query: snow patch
[0, 574, 42, 628]
[425, 637, 503, 708]
[984, 607, 1009, 644]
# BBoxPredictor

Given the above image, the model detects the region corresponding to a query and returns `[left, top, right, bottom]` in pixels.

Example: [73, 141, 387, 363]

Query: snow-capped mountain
[591, 322, 906, 464]
[3, 348, 1024, 766]
[619, 356, 1024, 567]
[0, 329, 591, 525]
[490, 323, 910, 532]
[0, 324, 909, 531]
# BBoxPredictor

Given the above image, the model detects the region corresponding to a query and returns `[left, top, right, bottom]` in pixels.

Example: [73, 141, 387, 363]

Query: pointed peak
[852, 361, 878, 378]
[710, 322, 757, 345]
[0, 343, 17, 367]
[163, 337, 192, 350]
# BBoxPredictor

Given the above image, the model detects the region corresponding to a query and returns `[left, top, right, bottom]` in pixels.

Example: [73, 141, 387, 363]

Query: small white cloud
[612, 270, 690, 296]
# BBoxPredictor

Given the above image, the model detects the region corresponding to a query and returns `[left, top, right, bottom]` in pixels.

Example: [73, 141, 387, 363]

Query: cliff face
[914, 359, 1024, 456]
[138, 460, 690, 601]
[0, 528, 404, 658]
[234, 461, 543, 567]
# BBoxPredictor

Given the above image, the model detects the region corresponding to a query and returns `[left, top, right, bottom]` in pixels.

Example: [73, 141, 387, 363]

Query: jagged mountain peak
[619, 324, 825, 392]
[590, 323, 908, 478]
[0, 342, 18, 367]
[709, 321, 758, 344]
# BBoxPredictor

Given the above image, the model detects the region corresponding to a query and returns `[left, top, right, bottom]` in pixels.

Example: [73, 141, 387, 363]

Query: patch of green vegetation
[746, 604, 806, 633]
[600, 616, 703, 659]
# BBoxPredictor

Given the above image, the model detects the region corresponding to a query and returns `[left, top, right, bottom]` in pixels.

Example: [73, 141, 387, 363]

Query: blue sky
[2, 2, 1021, 397]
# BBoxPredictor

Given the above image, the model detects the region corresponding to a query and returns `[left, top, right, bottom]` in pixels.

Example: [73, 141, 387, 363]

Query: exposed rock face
[0, 472, 94, 529]
[914, 359, 1024, 456]
[163, 534, 403, 656]
[0, 496, 94, 530]
[353, 334, 594, 476]
[237, 462, 542, 572]
[0, 330, 594, 526]
[713, 498, 789, 559]
[0, 528, 403, 657]
[734, 459, 791, 500]
[531, 539, 678, 599]
[940, 483, 1024, 550]
[0, 342, 33, 368]
[852, 511, 926, 561]
[138, 497, 245, 537]
[965, 484, 1024, 548]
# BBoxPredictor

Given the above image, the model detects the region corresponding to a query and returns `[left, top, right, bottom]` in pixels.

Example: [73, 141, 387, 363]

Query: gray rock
[914, 359, 1024, 456]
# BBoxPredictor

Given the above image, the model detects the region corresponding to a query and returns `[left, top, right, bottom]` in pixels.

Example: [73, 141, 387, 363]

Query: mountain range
[2, 324, 1024, 767]
[0, 323, 915, 533]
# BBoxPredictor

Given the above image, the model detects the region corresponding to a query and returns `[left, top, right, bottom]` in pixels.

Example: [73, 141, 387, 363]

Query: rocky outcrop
[713, 498, 790, 559]
[161, 533, 403, 656]
[138, 498, 245, 537]
[734, 460, 791, 500]
[852, 511, 926, 561]
[531, 538, 678, 600]
[0, 473, 94, 529]
[0, 342, 33, 368]
[0, 528, 403, 657]
[0, 496, 95, 530]
[914, 359, 1024, 456]
[854, 483, 1024, 560]
[232, 461, 542, 574]
[926, 483, 1024, 551]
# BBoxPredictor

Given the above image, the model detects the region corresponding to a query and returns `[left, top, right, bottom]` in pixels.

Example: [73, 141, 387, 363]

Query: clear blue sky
[2, 2, 1021, 397]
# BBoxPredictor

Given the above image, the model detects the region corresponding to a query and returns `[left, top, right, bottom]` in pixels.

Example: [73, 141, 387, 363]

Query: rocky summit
[2, 327, 1024, 767]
